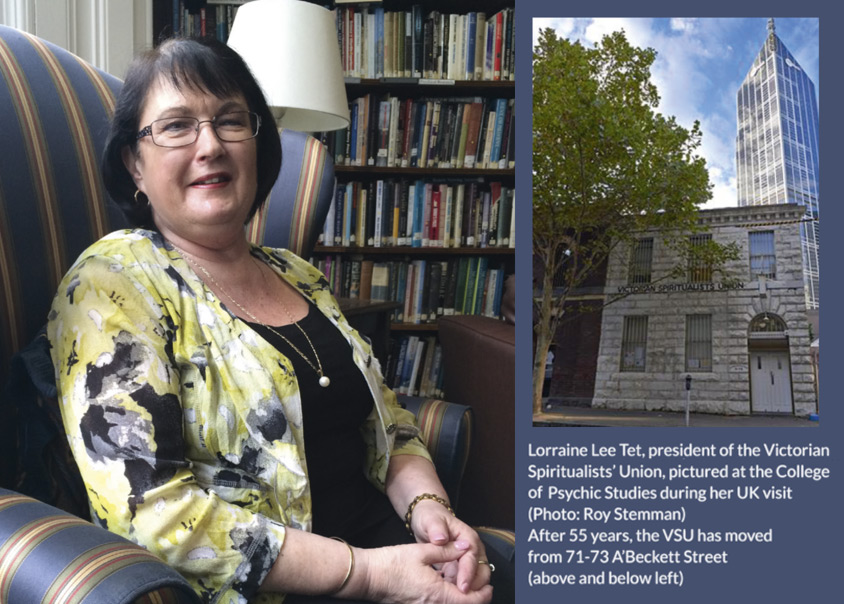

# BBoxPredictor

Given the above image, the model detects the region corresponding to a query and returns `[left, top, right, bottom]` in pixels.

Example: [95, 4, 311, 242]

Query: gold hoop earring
[134, 190, 147, 205]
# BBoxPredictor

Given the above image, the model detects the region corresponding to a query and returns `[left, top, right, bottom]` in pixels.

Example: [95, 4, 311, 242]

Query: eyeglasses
[136, 111, 261, 148]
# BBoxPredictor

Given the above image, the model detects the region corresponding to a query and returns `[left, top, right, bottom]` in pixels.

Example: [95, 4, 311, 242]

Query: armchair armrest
[0, 489, 200, 604]
[398, 396, 472, 508]
[476, 527, 515, 603]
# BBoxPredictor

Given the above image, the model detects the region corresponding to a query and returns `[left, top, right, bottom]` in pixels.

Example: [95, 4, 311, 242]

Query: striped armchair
[0, 25, 512, 604]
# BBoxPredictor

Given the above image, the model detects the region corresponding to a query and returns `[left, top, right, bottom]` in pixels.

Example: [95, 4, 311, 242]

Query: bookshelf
[320, 0, 515, 398]
[150, 0, 515, 398]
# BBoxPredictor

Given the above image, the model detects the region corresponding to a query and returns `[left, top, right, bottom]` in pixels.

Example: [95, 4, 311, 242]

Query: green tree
[532, 28, 736, 415]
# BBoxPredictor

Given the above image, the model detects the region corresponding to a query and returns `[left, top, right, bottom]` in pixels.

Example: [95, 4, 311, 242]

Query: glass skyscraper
[736, 19, 819, 309]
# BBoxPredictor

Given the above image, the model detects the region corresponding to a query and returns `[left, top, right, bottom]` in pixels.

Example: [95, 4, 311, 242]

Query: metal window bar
[621, 316, 648, 372]
[628, 238, 654, 285]
[749, 231, 777, 279]
[685, 314, 712, 371]
[688, 234, 713, 283]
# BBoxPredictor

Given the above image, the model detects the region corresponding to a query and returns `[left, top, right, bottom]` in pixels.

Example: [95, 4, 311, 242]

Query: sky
[531, 18, 820, 209]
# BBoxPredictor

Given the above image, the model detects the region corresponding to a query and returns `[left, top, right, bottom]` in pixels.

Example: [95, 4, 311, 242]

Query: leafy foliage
[532, 28, 735, 413]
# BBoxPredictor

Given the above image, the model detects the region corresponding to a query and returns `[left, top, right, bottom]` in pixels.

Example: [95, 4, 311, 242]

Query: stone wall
[593, 204, 816, 416]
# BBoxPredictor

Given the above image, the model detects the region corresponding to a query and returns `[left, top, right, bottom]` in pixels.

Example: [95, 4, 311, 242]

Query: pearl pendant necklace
[170, 241, 331, 388]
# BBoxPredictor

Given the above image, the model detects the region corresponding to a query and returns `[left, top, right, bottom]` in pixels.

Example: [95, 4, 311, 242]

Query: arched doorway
[748, 313, 793, 413]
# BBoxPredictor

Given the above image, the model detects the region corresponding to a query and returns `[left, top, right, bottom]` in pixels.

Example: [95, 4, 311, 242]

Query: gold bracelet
[328, 537, 354, 594]
[404, 493, 455, 537]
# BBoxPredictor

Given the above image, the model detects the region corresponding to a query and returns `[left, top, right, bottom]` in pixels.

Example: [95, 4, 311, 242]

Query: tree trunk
[533, 256, 562, 415]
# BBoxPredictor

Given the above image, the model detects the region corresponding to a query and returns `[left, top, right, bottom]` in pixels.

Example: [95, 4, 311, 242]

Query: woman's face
[123, 78, 258, 242]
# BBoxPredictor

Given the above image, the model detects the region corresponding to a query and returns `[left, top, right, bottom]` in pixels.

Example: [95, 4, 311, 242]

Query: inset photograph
[532, 18, 819, 427]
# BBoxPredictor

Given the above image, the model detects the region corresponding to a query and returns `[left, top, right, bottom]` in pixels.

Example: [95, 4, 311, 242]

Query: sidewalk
[534, 403, 819, 427]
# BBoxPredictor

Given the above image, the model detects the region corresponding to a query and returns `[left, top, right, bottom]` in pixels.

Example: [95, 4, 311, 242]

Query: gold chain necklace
[171, 242, 331, 388]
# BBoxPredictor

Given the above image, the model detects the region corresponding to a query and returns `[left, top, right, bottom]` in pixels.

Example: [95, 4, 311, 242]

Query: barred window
[686, 314, 712, 372]
[688, 234, 713, 283]
[621, 316, 648, 372]
[628, 238, 654, 284]
[749, 231, 776, 279]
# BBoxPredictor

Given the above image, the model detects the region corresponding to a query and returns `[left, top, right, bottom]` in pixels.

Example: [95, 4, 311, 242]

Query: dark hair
[102, 37, 281, 229]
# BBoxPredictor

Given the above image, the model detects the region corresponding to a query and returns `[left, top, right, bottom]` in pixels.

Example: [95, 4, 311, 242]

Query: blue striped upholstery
[246, 128, 335, 257]
[0, 25, 127, 386]
[0, 489, 200, 604]
[399, 396, 472, 507]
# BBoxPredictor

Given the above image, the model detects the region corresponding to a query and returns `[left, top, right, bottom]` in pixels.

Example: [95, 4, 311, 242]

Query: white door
[750, 351, 792, 413]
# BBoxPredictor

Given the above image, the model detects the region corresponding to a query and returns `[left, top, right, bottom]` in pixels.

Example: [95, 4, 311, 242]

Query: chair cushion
[0, 489, 200, 604]
[0, 327, 89, 518]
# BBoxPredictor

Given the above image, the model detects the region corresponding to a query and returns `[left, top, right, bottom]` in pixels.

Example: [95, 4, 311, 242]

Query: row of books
[314, 256, 509, 324]
[328, 96, 515, 170]
[169, 1, 243, 41]
[385, 335, 444, 398]
[320, 180, 515, 249]
[336, 6, 515, 82]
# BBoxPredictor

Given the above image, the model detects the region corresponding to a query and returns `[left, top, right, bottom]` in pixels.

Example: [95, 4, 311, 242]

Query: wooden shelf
[390, 322, 439, 332]
[345, 79, 515, 99]
[335, 166, 514, 178]
[315, 245, 514, 256]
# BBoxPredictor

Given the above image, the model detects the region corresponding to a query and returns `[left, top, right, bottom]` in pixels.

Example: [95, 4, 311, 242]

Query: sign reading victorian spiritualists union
[616, 281, 746, 295]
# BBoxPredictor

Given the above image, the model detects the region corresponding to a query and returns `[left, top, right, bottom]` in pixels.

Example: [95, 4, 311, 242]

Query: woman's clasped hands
[346, 538, 493, 604]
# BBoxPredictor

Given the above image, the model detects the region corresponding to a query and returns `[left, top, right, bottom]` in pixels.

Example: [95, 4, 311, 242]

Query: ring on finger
[478, 559, 496, 572]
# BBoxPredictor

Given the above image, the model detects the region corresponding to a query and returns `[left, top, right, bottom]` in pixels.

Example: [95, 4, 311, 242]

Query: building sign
[616, 281, 746, 295]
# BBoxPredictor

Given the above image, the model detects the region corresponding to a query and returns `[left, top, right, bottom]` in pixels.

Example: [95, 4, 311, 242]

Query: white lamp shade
[227, 0, 349, 132]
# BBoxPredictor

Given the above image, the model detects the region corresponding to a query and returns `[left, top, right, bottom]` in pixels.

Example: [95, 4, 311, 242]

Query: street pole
[685, 375, 692, 427]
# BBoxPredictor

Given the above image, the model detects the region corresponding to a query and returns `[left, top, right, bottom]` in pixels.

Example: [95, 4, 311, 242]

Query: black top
[244, 304, 393, 538]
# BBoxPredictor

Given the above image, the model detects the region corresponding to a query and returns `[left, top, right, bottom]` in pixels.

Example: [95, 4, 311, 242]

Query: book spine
[480, 191, 491, 248]
[498, 186, 511, 248]
[399, 99, 412, 168]
[395, 263, 407, 322]
[493, 11, 503, 80]
[398, 182, 410, 246]
[425, 101, 441, 169]
[333, 186, 344, 245]
[391, 181, 401, 246]
[453, 184, 465, 248]
[443, 185, 454, 249]
[506, 8, 515, 81]
[374, 180, 384, 248]
[490, 98, 507, 165]
[412, 181, 424, 248]
[488, 181, 502, 247]
[443, 258, 458, 315]
[412, 5, 423, 78]
[509, 189, 516, 248]
[466, 13, 477, 81]
[404, 10, 412, 77]
[465, 182, 477, 246]
[430, 187, 440, 247]
[349, 257, 361, 299]
[323, 186, 336, 246]
[357, 186, 368, 247]
[387, 96, 401, 168]
[474, 13, 486, 80]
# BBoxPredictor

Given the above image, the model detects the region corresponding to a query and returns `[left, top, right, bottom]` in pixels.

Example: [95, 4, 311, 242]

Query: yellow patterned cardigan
[48, 229, 431, 604]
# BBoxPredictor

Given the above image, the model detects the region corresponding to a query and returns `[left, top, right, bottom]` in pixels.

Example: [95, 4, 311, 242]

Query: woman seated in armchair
[47, 37, 493, 604]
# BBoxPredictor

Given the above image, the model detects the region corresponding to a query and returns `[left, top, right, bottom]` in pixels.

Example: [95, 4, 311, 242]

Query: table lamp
[227, 0, 350, 132]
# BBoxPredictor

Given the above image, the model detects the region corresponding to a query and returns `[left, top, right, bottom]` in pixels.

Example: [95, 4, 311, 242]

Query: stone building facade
[593, 204, 816, 416]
